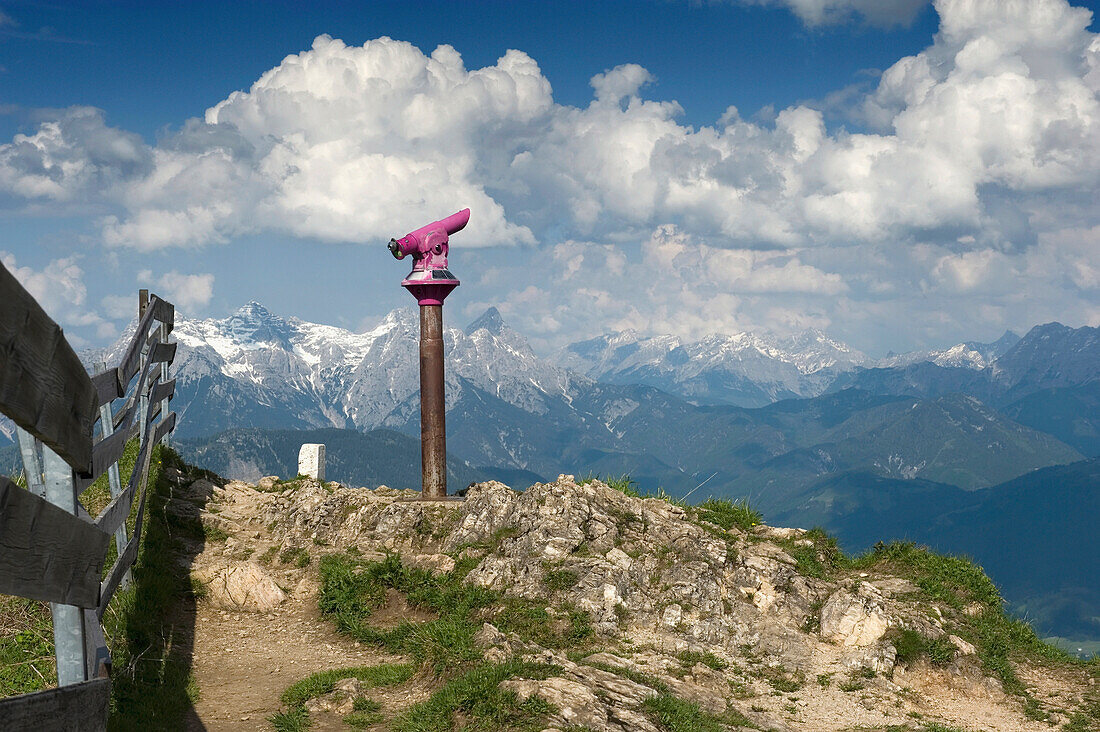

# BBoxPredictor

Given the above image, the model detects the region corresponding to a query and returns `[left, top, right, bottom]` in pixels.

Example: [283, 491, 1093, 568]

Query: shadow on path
[107, 447, 214, 731]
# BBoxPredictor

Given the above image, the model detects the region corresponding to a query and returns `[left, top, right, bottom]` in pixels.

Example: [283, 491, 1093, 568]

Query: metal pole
[158, 322, 170, 448]
[16, 427, 45, 498]
[419, 304, 447, 500]
[41, 446, 88, 685]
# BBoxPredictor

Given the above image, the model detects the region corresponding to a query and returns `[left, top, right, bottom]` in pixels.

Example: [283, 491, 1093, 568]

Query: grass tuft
[642, 694, 757, 731]
[676, 649, 729, 671]
[271, 663, 414, 729]
[392, 659, 559, 732]
[695, 498, 761, 533]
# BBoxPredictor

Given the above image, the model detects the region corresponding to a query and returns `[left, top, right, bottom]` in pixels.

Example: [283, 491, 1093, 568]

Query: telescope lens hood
[388, 238, 405, 259]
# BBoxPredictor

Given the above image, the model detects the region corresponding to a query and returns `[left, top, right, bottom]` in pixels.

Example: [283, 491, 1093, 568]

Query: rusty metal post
[389, 209, 468, 501]
[419, 304, 447, 499]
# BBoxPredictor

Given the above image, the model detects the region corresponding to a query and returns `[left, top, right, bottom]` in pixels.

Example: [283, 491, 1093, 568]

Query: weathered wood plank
[0, 677, 109, 731]
[149, 295, 174, 330]
[95, 377, 132, 593]
[98, 530, 138, 615]
[149, 378, 175, 405]
[89, 427, 128, 484]
[91, 476, 134, 536]
[0, 261, 97, 472]
[111, 335, 161, 433]
[0, 476, 110, 607]
[153, 412, 176, 445]
[118, 303, 170, 386]
[89, 367, 123, 408]
[150, 341, 177, 364]
[110, 392, 139, 432]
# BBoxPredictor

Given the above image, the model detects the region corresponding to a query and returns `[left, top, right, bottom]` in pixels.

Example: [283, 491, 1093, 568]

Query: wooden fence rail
[0, 262, 178, 731]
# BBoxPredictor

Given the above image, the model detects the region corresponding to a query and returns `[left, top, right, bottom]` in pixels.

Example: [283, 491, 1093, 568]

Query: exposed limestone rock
[257, 476, 280, 490]
[195, 560, 286, 612]
[820, 582, 891, 647]
[950, 634, 978, 656]
[502, 677, 609, 729]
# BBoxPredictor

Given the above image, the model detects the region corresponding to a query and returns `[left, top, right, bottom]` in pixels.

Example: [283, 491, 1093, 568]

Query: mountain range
[1, 301, 1097, 645]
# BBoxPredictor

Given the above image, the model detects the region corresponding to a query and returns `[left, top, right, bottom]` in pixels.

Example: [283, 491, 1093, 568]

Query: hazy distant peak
[465, 306, 505, 335]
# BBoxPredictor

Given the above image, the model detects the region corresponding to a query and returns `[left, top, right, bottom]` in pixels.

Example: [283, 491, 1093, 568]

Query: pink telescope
[388, 208, 469, 270]
[389, 208, 468, 306]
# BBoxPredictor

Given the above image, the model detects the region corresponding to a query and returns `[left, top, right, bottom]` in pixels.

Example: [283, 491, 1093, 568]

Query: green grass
[392, 659, 559, 732]
[543, 562, 579, 593]
[642, 694, 757, 731]
[851, 541, 1090, 720]
[344, 696, 384, 727]
[676, 649, 729, 671]
[694, 498, 761, 533]
[1061, 696, 1100, 731]
[280, 546, 311, 568]
[890, 628, 957, 667]
[581, 659, 671, 693]
[318, 551, 596, 678]
[850, 542, 1001, 608]
[312, 551, 607, 729]
[779, 527, 844, 579]
[280, 664, 415, 708]
[751, 664, 804, 693]
[270, 663, 414, 730]
[0, 597, 56, 695]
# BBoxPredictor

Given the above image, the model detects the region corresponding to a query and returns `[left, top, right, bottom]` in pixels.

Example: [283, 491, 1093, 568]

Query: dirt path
[170, 477, 397, 731]
[186, 589, 392, 730]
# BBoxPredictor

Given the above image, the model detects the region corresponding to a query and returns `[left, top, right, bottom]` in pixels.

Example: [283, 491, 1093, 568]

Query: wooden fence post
[95, 361, 132, 592]
[40, 446, 88, 687]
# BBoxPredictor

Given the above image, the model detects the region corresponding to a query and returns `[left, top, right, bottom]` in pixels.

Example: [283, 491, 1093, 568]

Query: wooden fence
[0, 261, 178, 731]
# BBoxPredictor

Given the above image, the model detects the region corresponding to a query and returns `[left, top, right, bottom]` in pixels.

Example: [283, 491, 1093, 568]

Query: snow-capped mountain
[873, 331, 1021, 370]
[88, 302, 589, 439]
[556, 328, 868, 407]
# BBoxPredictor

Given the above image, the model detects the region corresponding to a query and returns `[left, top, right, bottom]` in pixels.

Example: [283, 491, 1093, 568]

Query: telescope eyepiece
[388, 238, 405, 260]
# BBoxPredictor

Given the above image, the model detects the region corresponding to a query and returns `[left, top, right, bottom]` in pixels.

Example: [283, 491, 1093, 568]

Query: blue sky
[2, 0, 1099, 355]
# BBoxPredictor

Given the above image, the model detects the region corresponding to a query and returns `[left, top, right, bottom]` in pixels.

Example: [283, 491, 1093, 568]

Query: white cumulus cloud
[136, 269, 215, 311]
[0, 251, 107, 333]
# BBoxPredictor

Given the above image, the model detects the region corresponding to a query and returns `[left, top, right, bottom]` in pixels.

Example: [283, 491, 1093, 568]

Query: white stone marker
[298, 443, 326, 482]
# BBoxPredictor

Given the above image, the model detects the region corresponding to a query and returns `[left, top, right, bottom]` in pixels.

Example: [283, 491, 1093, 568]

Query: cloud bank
[0, 0, 1097, 350]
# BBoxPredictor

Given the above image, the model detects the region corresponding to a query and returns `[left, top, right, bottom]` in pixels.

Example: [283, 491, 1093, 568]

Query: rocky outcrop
[184, 471, 1084, 732]
[252, 474, 925, 665]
